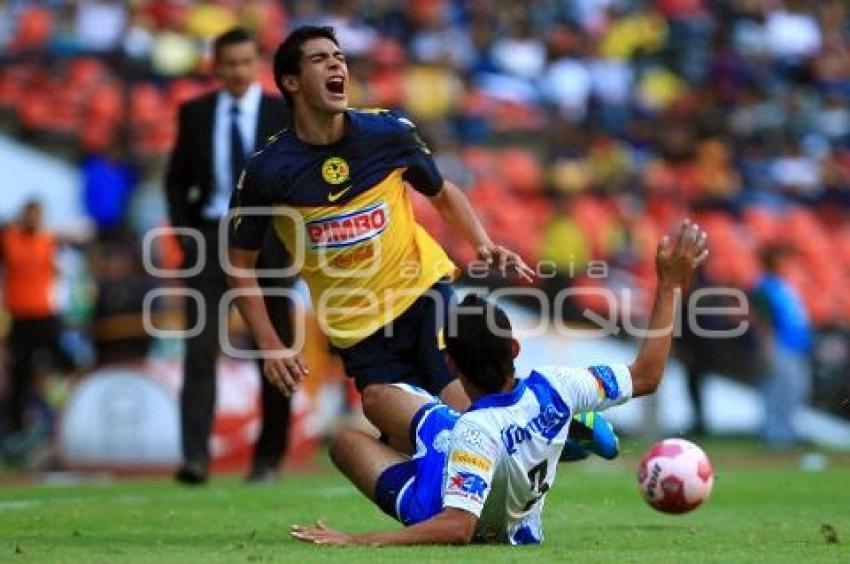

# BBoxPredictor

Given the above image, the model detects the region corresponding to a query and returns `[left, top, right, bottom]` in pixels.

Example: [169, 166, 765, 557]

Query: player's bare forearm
[291, 509, 476, 546]
[630, 283, 679, 397]
[228, 247, 308, 395]
[428, 181, 534, 281]
[630, 220, 708, 397]
[352, 510, 474, 546]
[227, 248, 284, 351]
[429, 181, 492, 249]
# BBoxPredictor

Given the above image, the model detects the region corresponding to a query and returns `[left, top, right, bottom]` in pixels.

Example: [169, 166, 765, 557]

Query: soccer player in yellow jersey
[227, 26, 534, 409]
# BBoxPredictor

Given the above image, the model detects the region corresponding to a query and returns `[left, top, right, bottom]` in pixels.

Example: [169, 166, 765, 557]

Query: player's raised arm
[395, 112, 534, 283]
[428, 180, 535, 282]
[630, 219, 709, 397]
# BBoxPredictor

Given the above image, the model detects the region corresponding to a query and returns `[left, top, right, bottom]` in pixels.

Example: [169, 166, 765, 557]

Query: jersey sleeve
[391, 112, 444, 196]
[548, 364, 634, 414]
[442, 417, 501, 517]
[228, 159, 271, 250]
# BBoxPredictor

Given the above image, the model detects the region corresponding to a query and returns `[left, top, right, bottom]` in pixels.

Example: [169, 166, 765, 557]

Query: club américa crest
[322, 157, 350, 185]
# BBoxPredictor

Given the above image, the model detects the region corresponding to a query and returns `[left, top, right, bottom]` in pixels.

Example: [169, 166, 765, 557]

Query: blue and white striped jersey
[441, 364, 633, 545]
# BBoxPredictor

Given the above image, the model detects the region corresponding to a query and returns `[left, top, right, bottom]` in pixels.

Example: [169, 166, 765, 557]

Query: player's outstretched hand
[655, 219, 709, 290]
[263, 351, 308, 396]
[477, 244, 535, 282]
[291, 521, 354, 546]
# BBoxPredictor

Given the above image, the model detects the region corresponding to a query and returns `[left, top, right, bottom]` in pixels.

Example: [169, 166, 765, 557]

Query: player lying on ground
[292, 220, 709, 546]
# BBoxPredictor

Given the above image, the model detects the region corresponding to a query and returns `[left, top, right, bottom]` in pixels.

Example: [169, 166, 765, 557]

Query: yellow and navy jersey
[229, 108, 456, 348]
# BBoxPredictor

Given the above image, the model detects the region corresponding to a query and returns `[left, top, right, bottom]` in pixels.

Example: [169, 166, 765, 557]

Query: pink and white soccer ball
[637, 438, 714, 514]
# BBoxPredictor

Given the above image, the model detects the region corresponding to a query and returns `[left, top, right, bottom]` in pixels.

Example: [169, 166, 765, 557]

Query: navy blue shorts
[336, 280, 456, 396]
[374, 397, 460, 525]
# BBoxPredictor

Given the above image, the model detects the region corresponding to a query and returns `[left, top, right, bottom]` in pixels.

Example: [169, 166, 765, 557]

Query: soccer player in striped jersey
[292, 220, 708, 546]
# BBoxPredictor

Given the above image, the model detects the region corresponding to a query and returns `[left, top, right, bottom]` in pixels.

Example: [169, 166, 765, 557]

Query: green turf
[1, 446, 848, 563]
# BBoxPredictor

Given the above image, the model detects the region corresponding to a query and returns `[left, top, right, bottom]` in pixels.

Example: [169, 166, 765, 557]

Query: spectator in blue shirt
[82, 149, 136, 239]
[753, 245, 813, 447]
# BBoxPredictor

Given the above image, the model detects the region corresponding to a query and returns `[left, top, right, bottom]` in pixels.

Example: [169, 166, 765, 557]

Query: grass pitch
[1, 442, 848, 563]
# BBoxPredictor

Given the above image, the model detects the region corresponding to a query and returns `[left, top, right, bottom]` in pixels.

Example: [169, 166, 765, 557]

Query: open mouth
[326, 76, 345, 95]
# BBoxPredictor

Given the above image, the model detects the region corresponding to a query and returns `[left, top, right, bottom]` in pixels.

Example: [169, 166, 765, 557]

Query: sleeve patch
[446, 471, 488, 501]
[589, 365, 620, 400]
[451, 451, 492, 472]
[455, 425, 488, 451]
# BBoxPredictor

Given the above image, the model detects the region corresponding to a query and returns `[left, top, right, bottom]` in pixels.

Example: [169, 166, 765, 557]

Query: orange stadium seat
[168, 78, 214, 107]
[497, 148, 543, 195]
[256, 3, 287, 53]
[468, 179, 507, 211]
[67, 58, 106, 88]
[698, 212, 760, 288]
[570, 195, 625, 260]
[11, 6, 54, 51]
[372, 39, 407, 68]
[18, 92, 52, 130]
[131, 84, 164, 126]
[134, 120, 176, 159]
[0, 2, 844, 336]
[80, 122, 115, 153]
[490, 100, 545, 131]
[489, 202, 544, 266]
[368, 70, 405, 108]
[49, 92, 78, 135]
[258, 64, 278, 94]
[837, 226, 850, 271]
[462, 148, 499, 184]
[0, 69, 22, 109]
[742, 207, 780, 245]
[85, 82, 123, 125]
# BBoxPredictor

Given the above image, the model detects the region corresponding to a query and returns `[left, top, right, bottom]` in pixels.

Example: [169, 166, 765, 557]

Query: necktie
[230, 103, 246, 191]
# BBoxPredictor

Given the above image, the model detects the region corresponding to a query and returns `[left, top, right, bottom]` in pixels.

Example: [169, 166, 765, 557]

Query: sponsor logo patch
[500, 403, 569, 454]
[328, 243, 374, 269]
[451, 451, 492, 472]
[305, 202, 388, 249]
[456, 426, 487, 451]
[327, 184, 353, 202]
[448, 472, 488, 499]
[589, 365, 620, 399]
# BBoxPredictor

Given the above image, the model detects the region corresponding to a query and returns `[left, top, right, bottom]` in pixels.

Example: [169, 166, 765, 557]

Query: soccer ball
[637, 438, 713, 514]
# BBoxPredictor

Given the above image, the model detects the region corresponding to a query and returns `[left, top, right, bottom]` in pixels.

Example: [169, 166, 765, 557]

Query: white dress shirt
[203, 82, 262, 220]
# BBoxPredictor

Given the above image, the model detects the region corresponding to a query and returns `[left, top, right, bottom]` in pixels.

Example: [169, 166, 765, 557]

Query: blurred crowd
[0, 0, 849, 451]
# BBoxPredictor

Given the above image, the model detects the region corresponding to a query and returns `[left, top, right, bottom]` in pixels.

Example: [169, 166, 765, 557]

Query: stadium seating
[0, 0, 847, 329]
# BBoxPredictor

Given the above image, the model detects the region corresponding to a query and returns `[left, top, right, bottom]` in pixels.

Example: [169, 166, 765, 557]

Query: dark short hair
[213, 27, 256, 61]
[760, 244, 791, 272]
[273, 26, 339, 107]
[445, 294, 515, 395]
[22, 197, 41, 212]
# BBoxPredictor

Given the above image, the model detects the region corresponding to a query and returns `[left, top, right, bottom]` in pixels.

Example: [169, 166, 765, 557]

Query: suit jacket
[165, 90, 290, 229]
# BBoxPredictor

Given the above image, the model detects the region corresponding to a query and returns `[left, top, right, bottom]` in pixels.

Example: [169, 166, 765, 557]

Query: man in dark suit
[165, 28, 294, 485]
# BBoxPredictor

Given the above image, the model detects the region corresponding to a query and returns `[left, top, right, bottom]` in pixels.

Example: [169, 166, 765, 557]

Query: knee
[360, 384, 392, 419]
